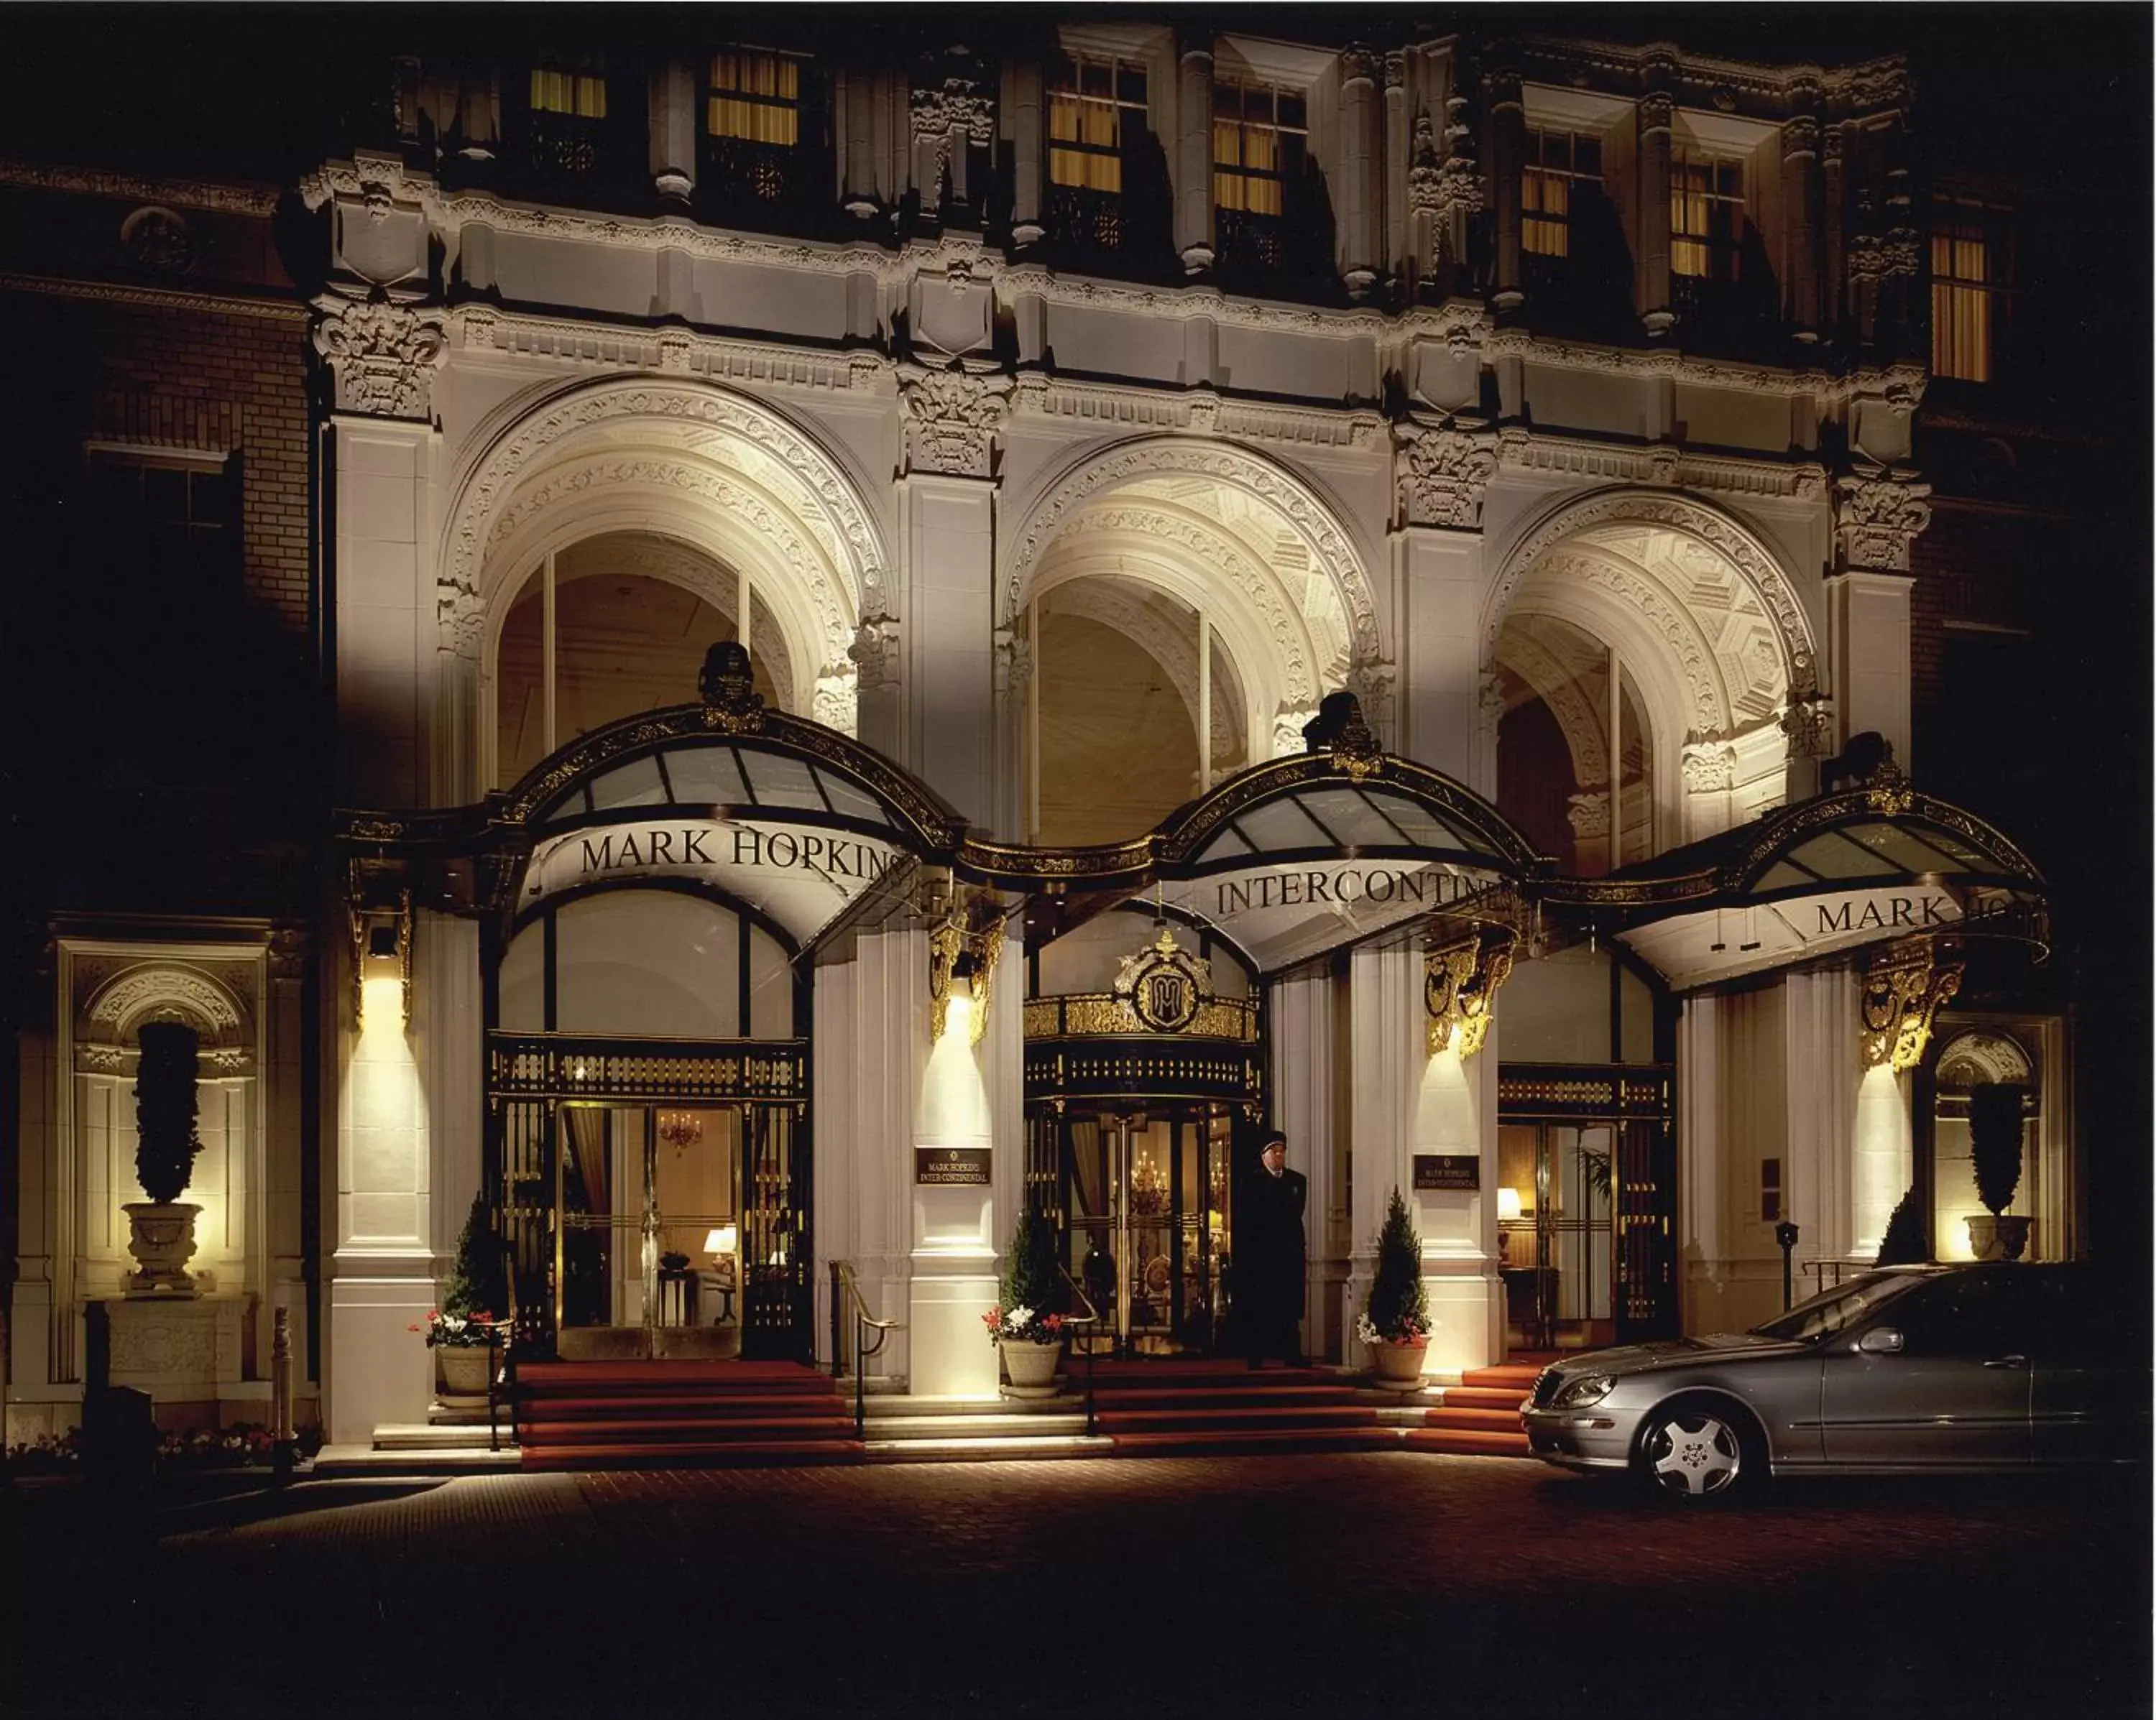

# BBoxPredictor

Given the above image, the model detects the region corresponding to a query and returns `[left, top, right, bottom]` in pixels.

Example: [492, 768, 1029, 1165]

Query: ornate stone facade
[310, 293, 446, 420]
[1833, 471, 1934, 573]
[898, 364, 1011, 478]
[1396, 426, 1499, 528]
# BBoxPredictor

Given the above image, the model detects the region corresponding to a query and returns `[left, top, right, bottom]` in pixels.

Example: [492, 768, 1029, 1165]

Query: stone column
[1339, 48, 1381, 300]
[420, 915, 482, 1269]
[1382, 52, 1409, 286]
[1392, 434, 1496, 785]
[896, 364, 1008, 817]
[649, 57, 697, 203]
[265, 930, 311, 1392]
[1271, 971, 1341, 1361]
[1485, 65, 1526, 310]
[326, 902, 433, 1447]
[1637, 88, 1675, 335]
[1782, 111, 1822, 339]
[1416, 936, 1512, 1374]
[841, 68, 882, 220]
[1850, 945, 1961, 1259]
[1827, 471, 1930, 767]
[1008, 57, 1045, 248]
[1175, 31, 1215, 274]
[1345, 945, 1423, 1352]
[1822, 125, 1848, 333]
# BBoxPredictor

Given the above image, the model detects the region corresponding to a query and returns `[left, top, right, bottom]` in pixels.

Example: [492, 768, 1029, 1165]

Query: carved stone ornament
[849, 614, 902, 691]
[1782, 116, 1821, 159]
[311, 293, 447, 420]
[698, 640, 768, 735]
[121, 205, 195, 275]
[898, 364, 1012, 478]
[928, 909, 1005, 1048]
[911, 79, 996, 145]
[1567, 792, 1611, 838]
[992, 624, 1033, 698]
[1834, 473, 1933, 573]
[1861, 940, 1963, 1072]
[1778, 692, 1835, 759]
[1638, 93, 1675, 132]
[1681, 743, 1738, 793]
[1397, 427, 1498, 529]
[1340, 47, 1379, 86]
[1425, 932, 1516, 1059]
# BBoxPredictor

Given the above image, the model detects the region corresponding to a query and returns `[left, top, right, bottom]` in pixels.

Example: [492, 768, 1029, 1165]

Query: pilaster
[1392, 520, 1490, 786]
[1174, 33, 1215, 274]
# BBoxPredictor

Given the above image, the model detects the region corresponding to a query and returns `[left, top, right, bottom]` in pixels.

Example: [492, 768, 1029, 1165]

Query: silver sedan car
[1521, 1262, 2147, 1501]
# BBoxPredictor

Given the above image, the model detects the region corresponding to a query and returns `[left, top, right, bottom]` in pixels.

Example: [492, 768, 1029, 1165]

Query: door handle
[1982, 1354, 2029, 1369]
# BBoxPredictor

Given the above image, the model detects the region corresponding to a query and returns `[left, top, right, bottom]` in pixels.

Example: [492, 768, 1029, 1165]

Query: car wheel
[1636, 1399, 1758, 1503]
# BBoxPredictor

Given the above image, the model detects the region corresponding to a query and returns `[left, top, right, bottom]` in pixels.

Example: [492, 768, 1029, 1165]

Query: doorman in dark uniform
[1240, 1130, 1307, 1367]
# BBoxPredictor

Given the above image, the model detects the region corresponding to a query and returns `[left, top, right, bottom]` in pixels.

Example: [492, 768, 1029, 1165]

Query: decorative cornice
[1493, 427, 1829, 502]
[0, 158, 282, 216]
[0, 271, 307, 323]
[456, 304, 892, 394]
[1009, 375, 1383, 451]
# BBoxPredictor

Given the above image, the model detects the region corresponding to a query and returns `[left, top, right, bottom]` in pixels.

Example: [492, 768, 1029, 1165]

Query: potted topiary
[419, 1193, 502, 1400]
[1965, 1083, 2031, 1261]
[125, 1021, 206, 1296]
[984, 1211, 1067, 1398]
[1358, 1187, 1434, 1388]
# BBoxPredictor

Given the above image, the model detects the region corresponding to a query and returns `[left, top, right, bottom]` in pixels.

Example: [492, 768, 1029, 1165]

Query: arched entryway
[999, 438, 1388, 844]
[1485, 489, 1820, 871]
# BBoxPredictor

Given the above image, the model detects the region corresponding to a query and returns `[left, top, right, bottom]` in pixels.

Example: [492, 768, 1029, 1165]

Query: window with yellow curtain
[1212, 78, 1305, 217]
[1049, 52, 1146, 192]
[707, 50, 801, 147]
[1932, 198, 2005, 383]
[530, 65, 607, 120]
[1524, 127, 1603, 258]
[1670, 147, 1744, 281]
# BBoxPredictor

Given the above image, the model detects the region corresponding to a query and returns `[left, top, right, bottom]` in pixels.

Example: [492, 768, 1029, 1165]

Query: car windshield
[1749, 1272, 1930, 1343]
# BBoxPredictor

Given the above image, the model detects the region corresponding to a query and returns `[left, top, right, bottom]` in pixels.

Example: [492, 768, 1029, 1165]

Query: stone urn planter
[437, 1344, 494, 1400]
[1966, 1214, 2032, 1262]
[123, 1201, 202, 1296]
[1365, 1338, 1429, 1390]
[1000, 1338, 1064, 1399]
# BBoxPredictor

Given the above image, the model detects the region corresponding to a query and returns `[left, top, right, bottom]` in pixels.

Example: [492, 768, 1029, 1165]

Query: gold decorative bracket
[929, 905, 1005, 1048]
[1860, 938, 1962, 1071]
[1425, 928, 1516, 1058]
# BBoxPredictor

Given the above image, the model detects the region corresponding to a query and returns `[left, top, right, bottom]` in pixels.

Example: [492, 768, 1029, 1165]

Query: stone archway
[1485, 488, 1820, 856]
[437, 377, 891, 797]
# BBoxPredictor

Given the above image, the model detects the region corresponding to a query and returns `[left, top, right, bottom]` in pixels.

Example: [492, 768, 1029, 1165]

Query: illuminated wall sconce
[929, 905, 1006, 1047]
[349, 882, 413, 1029]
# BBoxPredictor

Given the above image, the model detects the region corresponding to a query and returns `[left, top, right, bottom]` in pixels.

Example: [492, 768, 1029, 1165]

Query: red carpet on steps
[1404, 1356, 1548, 1458]
[1088, 1358, 1394, 1457]
[514, 1359, 862, 1471]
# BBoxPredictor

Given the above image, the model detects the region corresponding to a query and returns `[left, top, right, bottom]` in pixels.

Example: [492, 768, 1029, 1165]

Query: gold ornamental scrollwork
[929, 908, 1005, 1048]
[1425, 929, 1516, 1058]
[1860, 938, 1963, 1071]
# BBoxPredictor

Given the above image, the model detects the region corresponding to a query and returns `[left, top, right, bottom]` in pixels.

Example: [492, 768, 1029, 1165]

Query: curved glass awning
[968, 736, 1547, 977]
[1554, 783, 2047, 989]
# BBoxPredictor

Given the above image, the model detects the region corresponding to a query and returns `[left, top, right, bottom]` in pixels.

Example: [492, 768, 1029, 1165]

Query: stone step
[865, 1412, 1090, 1440]
[863, 1433, 1115, 1463]
[1421, 1405, 1527, 1433]
[519, 1440, 865, 1471]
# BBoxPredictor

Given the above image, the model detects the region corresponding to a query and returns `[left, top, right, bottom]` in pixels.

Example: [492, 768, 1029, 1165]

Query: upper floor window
[530, 64, 607, 120]
[1932, 197, 2011, 383]
[1524, 127, 1602, 258]
[1670, 147, 1745, 284]
[1049, 52, 1146, 193]
[1212, 77, 1305, 218]
[706, 49, 802, 147]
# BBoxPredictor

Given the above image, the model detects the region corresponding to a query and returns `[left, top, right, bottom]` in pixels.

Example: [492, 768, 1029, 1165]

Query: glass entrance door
[1047, 1106, 1234, 1356]
[558, 1104, 741, 1345]
[1496, 1123, 1616, 1353]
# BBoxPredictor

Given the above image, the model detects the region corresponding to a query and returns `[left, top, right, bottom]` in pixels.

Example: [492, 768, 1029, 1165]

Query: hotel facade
[1, 18, 2114, 1450]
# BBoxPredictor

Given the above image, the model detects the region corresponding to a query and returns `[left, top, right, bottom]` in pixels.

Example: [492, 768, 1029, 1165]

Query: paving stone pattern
[4, 1455, 2146, 1719]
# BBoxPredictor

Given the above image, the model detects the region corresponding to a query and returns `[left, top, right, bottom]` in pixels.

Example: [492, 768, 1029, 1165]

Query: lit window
[1670, 147, 1744, 282]
[1212, 78, 1306, 218]
[707, 50, 801, 147]
[1049, 52, 1146, 193]
[1524, 127, 1603, 259]
[1932, 198, 2008, 384]
[530, 65, 607, 120]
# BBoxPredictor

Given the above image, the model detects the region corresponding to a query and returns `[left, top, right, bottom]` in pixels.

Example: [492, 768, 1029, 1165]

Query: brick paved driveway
[6, 1453, 2147, 1719]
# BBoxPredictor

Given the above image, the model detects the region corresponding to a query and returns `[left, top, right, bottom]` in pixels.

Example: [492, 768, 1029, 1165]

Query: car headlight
[1551, 1374, 1616, 1410]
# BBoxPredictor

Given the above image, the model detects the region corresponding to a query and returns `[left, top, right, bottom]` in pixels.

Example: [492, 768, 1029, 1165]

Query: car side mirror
[1856, 1327, 1905, 1355]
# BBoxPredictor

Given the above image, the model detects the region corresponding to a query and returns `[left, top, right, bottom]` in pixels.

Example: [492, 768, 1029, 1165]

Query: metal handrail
[830, 1260, 904, 1438]
[1056, 1264, 1102, 1438]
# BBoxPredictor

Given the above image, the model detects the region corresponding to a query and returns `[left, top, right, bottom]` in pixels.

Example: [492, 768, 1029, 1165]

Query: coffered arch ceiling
[1494, 522, 1793, 751]
[1020, 469, 1358, 757]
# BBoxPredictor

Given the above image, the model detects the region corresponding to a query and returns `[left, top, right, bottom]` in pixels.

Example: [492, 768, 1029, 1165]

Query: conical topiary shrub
[1362, 1187, 1430, 1344]
[441, 1190, 506, 1321]
[1874, 1188, 1930, 1267]
[1968, 1083, 2027, 1218]
[134, 1021, 203, 1204]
